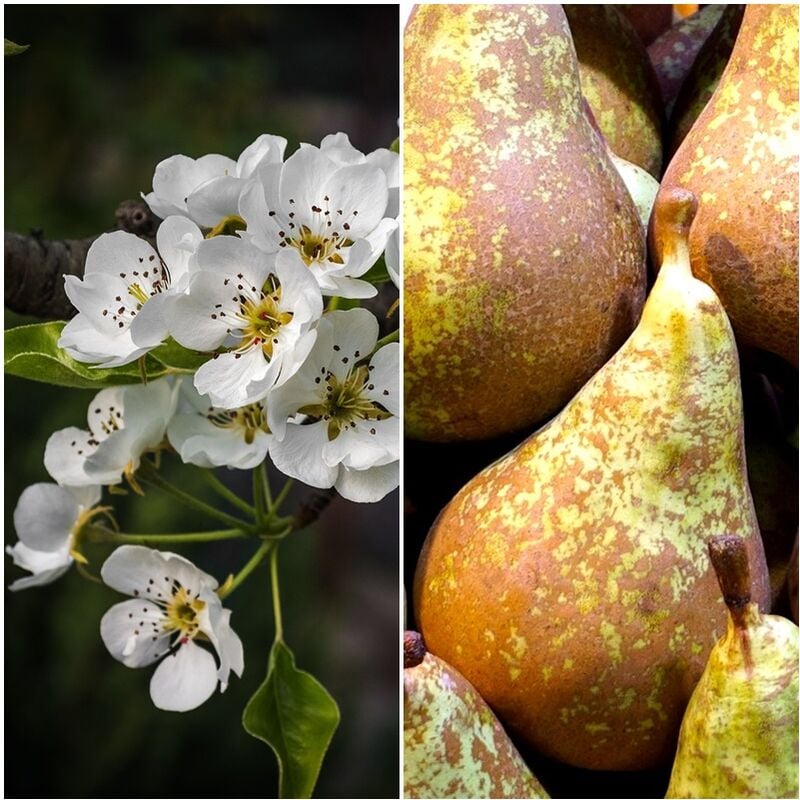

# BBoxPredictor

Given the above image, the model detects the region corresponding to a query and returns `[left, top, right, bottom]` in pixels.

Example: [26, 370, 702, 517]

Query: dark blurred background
[5, 6, 399, 798]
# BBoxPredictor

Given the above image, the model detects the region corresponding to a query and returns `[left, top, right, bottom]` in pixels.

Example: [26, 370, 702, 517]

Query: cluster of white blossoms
[7, 132, 399, 712]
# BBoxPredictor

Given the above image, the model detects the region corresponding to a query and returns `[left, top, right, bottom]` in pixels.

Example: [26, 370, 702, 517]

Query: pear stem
[653, 186, 698, 268]
[708, 535, 752, 628]
[404, 630, 426, 668]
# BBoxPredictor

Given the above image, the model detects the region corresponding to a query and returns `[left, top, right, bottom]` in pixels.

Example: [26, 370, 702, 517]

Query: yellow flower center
[207, 403, 270, 445]
[164, 585, 206, 639]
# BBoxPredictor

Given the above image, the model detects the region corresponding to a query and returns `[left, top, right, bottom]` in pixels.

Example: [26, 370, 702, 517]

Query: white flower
[167, 378, 271, 470]
[167, 235, 322, 409]
[6, 483, 102, 591]
[240, 142, 398, 299]
[315, 132, 399, 218]
[44, 379, 178, 489]
[142, 134, 287, 229]
[59, 217, 203, 367]
[269, 308, 399, 503]
[100, 545, 244, 712]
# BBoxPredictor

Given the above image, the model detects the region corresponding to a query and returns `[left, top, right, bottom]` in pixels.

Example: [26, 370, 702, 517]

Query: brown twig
[4, 199, 160, 320]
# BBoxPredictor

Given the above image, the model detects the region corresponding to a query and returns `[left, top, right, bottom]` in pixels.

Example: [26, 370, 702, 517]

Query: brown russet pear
[666, 535, 799, 799]
[564, 5, 663, 176]
[404, 4, 646, 442]
[667, 4, 744, 155]
[653, 4, 798, 365]
[404, 631, 549, 799]
[647, 4, 725, 116]
[414, 188, 771, 771]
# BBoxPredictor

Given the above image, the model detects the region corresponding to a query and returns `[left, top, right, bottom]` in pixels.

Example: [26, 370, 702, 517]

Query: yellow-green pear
[666, 535, 799, 798]
[403, 631, 548, 799]
[404, 4, 645, 442]
[414, 188, 771, 771]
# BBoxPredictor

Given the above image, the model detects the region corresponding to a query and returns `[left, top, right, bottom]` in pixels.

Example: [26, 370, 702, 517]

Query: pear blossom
[167, 235, 322, 409]
[240, 143, 398, 299]
[100, 545, 244, 712]
[143, 133, 287, 230]
[59, 216, 203, 367]
[6, 483, 102, 591]
[269, 309, 399, 502]
[167, 378, 271, 470]
[44, 379, 178, 489]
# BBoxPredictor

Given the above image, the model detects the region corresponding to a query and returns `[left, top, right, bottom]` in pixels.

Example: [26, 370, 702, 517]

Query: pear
[666, 535, 799, 798]
[404, 4, 646, 442]
[667, 4, 744, 155]
[564, 5, 663, 177]
[609, 153, 660, 229]
[647, 4, 725, 116]
[403, 631, 549, 800]
[414, 188, 771, 771]
[653, 4, 798, 366]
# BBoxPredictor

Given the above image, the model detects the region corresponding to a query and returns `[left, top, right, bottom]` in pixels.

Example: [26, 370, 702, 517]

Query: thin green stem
[271, 479, 295, 515]
[270, 545, 283, 642]
[253, 467, 266, 526]
[217, 539, 273, 599]
[371, 327, 398, 354]
[260, 463, 273, 512]
[201, 470, 256, 517]
[85, 523, 248, 546]
[138, 460, 254, 532]
[138, 355, 148, 385]
[326, 296, 340, 312]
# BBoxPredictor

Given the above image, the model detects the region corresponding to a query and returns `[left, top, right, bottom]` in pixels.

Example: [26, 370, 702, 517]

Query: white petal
[129, 293, 170, 348]
[335, 461, 399, 503]
[186, 175, 246, 228]
[325, 308, 379, 380]
[237, 133, 287, 178]
[86, 386, 127, 440]
[100, 598, 168, 667]
[193, 348, 273, 409]
[168, 272, 235, 351]
[6, 542, 73, 590]
[168, 414, 269, 470]
[204, 602, 245, 690]
[13, 483, 78, 552]
[101, 545, 218, 598]
[274, 251, 324, 323]
[366, 148, 400, 217]
[279, 148, 342, 226]
[44, 427, 96, 486]
[156, 215, 203, 286]
[149, 641, 219, 712]
[269, 422, 337, 489]
[148, 154, 200, 216]
[58, 314, 146, 367]
[193, 234, 271, 289]
[83, 231, 159, 279]
[319, 163, 388, 239]
[66, 484, 103, 509]
[384, 227, 399, 287]
[364, 342, 400, 416]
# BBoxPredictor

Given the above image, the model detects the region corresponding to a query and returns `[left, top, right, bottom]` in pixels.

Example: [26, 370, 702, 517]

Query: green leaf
[243, 640, 340, 799]
[4, 321, 168, 388]
[149, 338, 210, 371]
[389, 137, 399, 154]
[4, 39, 29, 56]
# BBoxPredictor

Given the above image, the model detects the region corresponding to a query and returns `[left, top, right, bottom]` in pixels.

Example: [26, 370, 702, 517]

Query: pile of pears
[404, 4, 798, 798]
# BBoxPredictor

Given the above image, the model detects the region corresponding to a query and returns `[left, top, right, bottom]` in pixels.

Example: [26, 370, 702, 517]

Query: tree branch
[5, 200, 160, 320]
